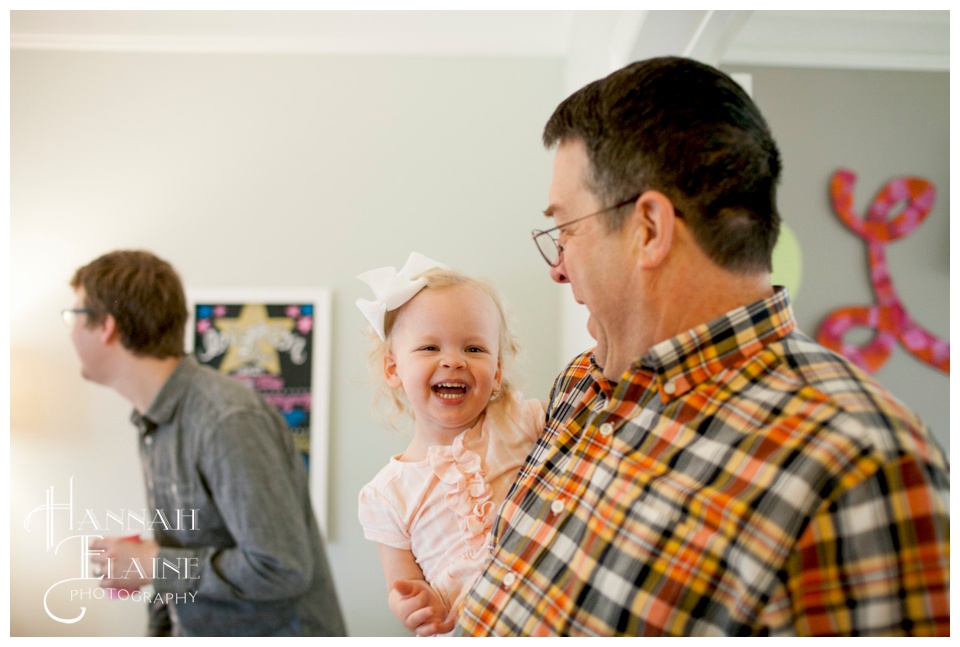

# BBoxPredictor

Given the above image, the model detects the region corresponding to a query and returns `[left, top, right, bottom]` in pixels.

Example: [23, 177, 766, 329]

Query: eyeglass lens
[62, 309, 90, 326]
[533, 232, 560, 267]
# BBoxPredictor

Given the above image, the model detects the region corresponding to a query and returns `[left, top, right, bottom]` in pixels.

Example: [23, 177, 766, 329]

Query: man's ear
[383, 353, 403, 389]
[628, 190, 678, 269]
[99, 314, 120, 345]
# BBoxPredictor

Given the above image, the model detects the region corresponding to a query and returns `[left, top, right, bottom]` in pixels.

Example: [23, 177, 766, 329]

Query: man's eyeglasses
[62, 308, 93, 326]
[531, 194, 641, 267]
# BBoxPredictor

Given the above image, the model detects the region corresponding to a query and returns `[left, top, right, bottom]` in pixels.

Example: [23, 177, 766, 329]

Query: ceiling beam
[564, 10, 753, 93]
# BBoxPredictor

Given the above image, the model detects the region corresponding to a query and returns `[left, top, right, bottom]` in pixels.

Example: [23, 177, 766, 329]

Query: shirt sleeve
[785, 451, 950, 636]
[357, 478, 411, 550]
[153, 408, 316, 601]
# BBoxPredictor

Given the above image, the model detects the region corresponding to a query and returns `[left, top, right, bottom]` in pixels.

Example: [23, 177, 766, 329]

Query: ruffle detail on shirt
[429, 433, 494, 556]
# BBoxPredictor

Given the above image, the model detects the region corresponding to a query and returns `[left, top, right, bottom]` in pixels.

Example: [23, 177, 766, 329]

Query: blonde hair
[366, 267, 520, 430]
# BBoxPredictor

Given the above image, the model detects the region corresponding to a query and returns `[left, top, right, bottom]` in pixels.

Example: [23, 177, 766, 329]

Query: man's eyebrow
[542, 204, 557, 218]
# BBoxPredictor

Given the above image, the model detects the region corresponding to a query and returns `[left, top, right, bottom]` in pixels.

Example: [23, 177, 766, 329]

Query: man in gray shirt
[67, 249, 346, 637]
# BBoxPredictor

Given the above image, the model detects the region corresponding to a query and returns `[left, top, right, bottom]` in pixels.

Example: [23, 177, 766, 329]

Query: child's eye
[418, 345, 439, 352]
[467, 346, 486, 353]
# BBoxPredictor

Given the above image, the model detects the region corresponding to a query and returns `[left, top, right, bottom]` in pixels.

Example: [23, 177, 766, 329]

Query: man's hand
[89, 536, 160, 591]
[389, 579, 456, 636]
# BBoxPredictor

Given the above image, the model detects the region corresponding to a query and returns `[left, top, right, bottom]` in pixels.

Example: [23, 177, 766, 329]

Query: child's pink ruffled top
[358, 393, 545, 614]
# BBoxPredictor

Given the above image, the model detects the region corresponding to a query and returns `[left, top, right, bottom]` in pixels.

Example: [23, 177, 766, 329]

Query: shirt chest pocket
[146, 474, 211, 535]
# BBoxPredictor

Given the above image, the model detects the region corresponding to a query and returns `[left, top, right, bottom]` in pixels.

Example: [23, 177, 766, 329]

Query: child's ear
[493, 359, 503, 393]
[383, 353, 403, 389]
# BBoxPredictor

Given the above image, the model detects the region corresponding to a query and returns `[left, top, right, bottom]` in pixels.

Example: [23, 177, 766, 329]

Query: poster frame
[185, 287, 333, 536]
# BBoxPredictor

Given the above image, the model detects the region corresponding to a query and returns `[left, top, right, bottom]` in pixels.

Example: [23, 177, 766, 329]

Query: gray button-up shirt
[132, 356, 346, 636]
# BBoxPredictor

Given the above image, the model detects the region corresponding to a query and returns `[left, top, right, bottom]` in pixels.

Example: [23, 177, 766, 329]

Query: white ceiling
[724, 10, 949, 71]
[9, 10, 950, 81]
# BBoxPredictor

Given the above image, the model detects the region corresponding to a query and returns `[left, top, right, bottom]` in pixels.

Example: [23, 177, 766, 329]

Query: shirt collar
[632, 286, 796, 402]
[129, 409, 157, 436]
[130, 356, 197, 434]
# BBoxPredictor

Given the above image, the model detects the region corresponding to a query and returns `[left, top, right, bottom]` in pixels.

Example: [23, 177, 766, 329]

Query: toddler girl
[356, 252, 544, 636]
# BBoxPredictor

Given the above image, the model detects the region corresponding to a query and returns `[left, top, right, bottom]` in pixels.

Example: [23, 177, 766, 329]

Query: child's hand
[389, 579, 454, 636]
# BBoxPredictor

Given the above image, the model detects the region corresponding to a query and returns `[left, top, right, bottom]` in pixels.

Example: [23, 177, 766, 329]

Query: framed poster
[186, 288, 332, 534]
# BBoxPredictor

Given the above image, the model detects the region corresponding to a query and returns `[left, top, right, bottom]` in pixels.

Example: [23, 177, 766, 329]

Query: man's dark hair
[543, 56, 781, 273]
[71, 250, 187, 358]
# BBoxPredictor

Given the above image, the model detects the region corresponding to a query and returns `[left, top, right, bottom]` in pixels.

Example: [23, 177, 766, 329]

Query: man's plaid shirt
[458, 288, 949, 636]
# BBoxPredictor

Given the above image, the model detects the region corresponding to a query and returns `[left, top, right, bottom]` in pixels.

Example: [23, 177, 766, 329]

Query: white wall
[9, 49, 565, 636]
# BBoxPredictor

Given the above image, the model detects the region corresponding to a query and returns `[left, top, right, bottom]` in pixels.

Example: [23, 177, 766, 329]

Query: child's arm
[377, 543, 453, 636]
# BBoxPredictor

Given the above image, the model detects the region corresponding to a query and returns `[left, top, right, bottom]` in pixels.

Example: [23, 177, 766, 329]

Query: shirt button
[599, 422, 614, 437]
[550, 499, 565, 515]
[663, 381, 677, 395]
[144, 436, 153, 446]
[503, 572, 517, 588]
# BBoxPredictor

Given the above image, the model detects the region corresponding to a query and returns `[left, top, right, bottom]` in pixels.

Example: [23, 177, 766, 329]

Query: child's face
[384, 284, 502, 441]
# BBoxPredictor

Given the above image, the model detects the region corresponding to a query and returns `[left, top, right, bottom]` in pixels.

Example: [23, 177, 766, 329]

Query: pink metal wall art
[817, 169, 949, 374]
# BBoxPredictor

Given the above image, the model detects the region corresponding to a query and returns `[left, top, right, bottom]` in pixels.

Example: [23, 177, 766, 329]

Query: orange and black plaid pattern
[458, 288, 949, 636]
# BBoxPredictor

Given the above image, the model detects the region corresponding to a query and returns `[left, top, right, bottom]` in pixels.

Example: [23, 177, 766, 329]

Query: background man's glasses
[531, 194, 641, 267]
[61, 308, 93, 326]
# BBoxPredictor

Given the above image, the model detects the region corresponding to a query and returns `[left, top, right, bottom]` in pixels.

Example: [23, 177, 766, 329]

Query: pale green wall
[9, 50, 565, 636]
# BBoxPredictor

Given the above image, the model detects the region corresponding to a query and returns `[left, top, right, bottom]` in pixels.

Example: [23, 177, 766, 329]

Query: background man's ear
[99, 313, 120, 344]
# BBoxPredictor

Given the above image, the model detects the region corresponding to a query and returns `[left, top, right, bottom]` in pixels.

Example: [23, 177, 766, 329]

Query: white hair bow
[356, 252, 449, 341]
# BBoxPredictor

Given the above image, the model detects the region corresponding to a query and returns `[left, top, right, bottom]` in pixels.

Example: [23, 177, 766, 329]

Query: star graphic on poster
[214, 304, 295, 376]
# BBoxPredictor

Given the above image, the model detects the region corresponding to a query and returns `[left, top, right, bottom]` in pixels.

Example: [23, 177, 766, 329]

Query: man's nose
[549, 257, 569, 284]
